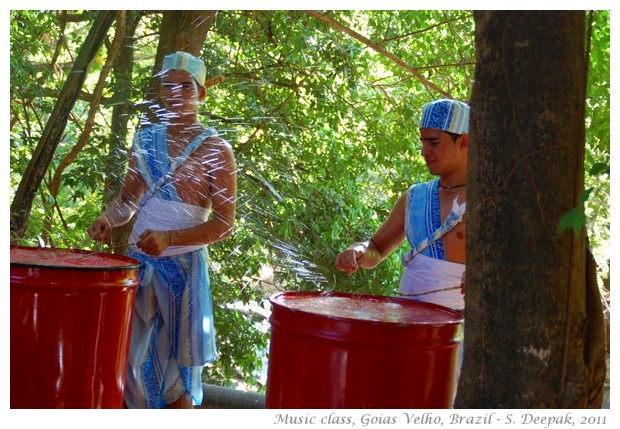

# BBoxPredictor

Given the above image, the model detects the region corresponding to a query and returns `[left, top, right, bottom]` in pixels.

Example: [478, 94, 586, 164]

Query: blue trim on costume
[142, 316, 165, 409]
[406, 179, 445, 260]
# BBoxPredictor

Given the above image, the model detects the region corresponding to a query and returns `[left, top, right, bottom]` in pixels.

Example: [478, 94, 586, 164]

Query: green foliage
[583, 10, 610, 281]
[10, 10, 609, 393]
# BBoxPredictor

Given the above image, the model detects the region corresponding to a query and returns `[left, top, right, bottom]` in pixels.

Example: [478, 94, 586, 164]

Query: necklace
[439, 182, 466, 191]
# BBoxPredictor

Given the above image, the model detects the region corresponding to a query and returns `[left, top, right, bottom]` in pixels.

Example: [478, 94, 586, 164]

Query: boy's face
[419, 128, 466, 176]
[160, 69, 205, 116]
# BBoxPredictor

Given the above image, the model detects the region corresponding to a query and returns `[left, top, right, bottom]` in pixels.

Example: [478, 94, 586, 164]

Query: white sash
[398, 254, 465, 310]
[129, 197, 211, 257]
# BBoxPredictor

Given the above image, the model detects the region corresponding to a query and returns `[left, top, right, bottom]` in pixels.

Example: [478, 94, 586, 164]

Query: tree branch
[10, 10, 118, 239]
[303, 10, 452, 98]
[48, 12, 126, 198]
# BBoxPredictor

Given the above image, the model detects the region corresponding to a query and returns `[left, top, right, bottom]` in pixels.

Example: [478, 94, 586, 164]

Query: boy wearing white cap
[335, 98, 469, 312]
[88, 51, 236, 408]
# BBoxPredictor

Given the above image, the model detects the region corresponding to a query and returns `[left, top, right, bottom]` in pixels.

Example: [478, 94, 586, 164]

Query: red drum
[10, 246, 141, 408]
[265, 291, 464, 408]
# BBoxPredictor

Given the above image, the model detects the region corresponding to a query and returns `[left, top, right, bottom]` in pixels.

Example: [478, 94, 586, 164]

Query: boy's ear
[460, 134, 469, 149]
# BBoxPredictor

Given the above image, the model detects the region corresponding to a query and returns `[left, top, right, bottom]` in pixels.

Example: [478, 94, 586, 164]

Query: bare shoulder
[204, 135, 233, 153]
[205, 134, 231, 148]
[395, 189, 409, 207]
[197, 135, 235, 162]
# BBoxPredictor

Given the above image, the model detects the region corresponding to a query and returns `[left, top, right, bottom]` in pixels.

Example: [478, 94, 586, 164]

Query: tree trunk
[106, 11, 143, 254]
[455, 11, 603, 408]
[10, 10, 117, 241]
[157, 10, 217, 60]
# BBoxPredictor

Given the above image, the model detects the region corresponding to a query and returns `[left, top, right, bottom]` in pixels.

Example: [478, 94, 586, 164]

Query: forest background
[9, 10, 610, 394]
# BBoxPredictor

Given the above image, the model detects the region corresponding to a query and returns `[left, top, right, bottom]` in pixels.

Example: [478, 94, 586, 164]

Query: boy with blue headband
[88, 51, 236, 408]
[335, 98, 469, 312]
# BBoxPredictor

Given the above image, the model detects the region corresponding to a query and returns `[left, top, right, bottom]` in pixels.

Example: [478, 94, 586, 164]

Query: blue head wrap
[420, 99, 470, 134]
[161, 51, 206, 87]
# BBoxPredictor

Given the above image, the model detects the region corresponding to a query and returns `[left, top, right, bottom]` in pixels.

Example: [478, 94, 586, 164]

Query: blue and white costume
[123, 124, 218, 408]
[398, 179, 465, 311]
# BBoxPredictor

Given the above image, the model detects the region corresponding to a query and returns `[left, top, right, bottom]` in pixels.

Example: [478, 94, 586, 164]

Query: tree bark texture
[106, 11, 143, 254]
[10, 11, 117, 240]
[455, 11, 601, 408]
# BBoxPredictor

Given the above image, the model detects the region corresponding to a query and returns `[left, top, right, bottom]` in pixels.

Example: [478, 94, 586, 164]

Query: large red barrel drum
[10, 246, 141, 408]
[265, 291, 464, 409]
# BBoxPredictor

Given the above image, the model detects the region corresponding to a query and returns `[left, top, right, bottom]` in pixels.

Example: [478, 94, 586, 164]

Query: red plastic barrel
[265, 291, 464, 409]
[10, 246, 141, 409]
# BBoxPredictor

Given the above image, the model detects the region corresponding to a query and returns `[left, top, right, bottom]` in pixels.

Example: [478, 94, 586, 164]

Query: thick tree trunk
[156, 10, 216, 61]
[455, 11, 602, 408]
[10, 11, 117, 241]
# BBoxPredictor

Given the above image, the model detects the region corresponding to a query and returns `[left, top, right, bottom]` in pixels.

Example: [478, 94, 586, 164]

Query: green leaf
[559, 206, 587, 234]
[589, 161, 609, 176]
[580, 187, 594, 203]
